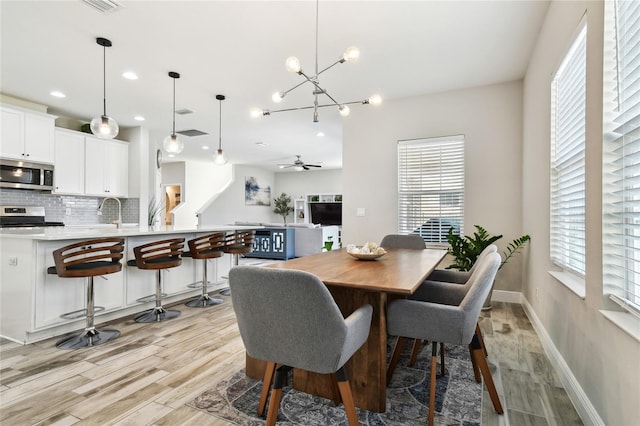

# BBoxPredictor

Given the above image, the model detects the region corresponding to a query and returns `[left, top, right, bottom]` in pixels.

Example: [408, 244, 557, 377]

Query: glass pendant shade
[90, 115, 119, 139]
[163, 134, 184, 154]
[214, 148, 227, 165]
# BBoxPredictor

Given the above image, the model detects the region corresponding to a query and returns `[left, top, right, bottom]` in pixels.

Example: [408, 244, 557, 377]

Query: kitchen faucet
[98, 197, 122, 229]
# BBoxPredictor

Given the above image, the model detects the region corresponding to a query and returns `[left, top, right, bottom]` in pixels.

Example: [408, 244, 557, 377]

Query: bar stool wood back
[183, 232, 225, 307]
[218, 230, 256, 296]
[127, 238, 184, 322]
[47, 237, 124, 349]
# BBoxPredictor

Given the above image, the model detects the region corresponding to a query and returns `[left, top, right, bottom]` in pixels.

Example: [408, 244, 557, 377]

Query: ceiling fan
[278, 155, 322, 171]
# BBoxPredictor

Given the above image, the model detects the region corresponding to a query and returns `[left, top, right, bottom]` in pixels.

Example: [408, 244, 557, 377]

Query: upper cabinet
[0, 105, 56, 164]
[53, 129, 85, 195]
[84, 136, 129, 197]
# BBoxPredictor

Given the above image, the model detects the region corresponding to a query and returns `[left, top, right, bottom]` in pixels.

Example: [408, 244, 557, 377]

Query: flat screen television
[309, 202, 342, 226]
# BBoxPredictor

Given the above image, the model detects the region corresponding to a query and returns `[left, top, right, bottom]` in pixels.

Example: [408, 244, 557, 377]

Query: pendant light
[163, 71, 184, 154]
[90, 37, 119, 139]
[214, 94, 227, 165]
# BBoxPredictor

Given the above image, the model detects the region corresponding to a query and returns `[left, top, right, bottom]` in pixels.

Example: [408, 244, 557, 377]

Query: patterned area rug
[188, 340, 482, 425]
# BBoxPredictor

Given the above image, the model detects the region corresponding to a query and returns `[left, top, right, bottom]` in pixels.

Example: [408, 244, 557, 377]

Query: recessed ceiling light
[202, 146, 210, 150]
[168, 154, 175, 158]
[122, 71, 138, 80]
[134, 115, 145, 121]
[316, 132, 325, 137]
[50, 91, 66, 98]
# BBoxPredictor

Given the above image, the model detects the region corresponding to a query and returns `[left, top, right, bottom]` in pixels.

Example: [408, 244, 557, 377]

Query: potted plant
[323, 236, 334, 251]
[273, 192, 294, 226]
[446, 225, 530, 308]
[148, 197, 164, 229]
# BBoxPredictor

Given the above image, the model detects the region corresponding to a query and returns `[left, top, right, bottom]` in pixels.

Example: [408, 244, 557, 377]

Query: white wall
[522, 1, 638, 424]
[199, 165, 275, 225]
[343, 80, 524, 291]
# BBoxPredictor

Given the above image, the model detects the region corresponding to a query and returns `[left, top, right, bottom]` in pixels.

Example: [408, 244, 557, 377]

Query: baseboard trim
[490, 289, 523, 304]
[521, 297, 605, 426]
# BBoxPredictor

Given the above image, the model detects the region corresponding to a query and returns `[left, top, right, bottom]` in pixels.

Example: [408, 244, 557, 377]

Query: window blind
[397, 135, 464, 244]
[550, 24, 587, 277]
[603, 0, 640, 317]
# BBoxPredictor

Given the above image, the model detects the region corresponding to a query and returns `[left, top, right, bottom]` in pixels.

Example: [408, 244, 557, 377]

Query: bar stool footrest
[187, 280, 210, 289]
[59, 306, 105, 320]
[186, 294, 224, 308]
[135, 307, 181, 323]
[218, 287, 231, 296]
[56, 328, 120, 349]
[136, 294, 167, 303]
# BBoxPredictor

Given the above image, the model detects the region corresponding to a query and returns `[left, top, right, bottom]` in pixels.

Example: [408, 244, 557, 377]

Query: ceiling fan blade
[305, 164, 321, 168]
[303, 165, 309, 170]
[278, 164, 295, 168]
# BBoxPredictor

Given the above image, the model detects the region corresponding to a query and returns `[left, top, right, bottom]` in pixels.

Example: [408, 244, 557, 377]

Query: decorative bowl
[347, 248, 386, 260]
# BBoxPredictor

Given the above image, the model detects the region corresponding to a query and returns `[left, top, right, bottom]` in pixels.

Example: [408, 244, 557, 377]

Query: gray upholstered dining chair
[229, 266, 373, 426]
[380, 233, 426, 249]
[426, 244, 497, 283]
[386, 252, 503, 426]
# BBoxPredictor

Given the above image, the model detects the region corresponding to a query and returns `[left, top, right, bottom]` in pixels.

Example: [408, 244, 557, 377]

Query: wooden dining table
[244, 246, 447, 413]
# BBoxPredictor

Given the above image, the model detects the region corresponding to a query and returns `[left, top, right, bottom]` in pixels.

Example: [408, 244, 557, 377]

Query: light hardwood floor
[0, 271, 582, 425]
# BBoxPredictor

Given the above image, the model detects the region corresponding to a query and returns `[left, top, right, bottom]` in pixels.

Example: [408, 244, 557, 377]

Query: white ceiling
[0, 0, 549, 172]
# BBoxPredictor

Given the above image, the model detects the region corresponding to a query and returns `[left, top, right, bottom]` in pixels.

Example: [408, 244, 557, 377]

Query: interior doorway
[163, 184, 182, 226]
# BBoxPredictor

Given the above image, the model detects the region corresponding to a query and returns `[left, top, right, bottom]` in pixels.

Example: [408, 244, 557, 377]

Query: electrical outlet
[8, 257, 18, 266]
[356, 208, 365, 217]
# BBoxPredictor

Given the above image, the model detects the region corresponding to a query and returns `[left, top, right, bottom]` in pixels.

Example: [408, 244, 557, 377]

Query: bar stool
[127, 238, 184, 322]
[218, 230, 256, 296]
[183, 232, 225, 307]
[47, 237, 124, 349]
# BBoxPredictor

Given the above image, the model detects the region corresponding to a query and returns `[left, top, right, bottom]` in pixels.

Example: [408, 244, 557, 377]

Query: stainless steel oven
[0, 158, 54, 191]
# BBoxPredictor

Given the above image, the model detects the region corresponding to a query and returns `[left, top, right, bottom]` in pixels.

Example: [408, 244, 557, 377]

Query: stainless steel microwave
[0, 158, 54, 191]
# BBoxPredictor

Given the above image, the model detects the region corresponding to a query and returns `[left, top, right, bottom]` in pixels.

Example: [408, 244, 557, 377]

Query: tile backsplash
[0, 189, 140, 225]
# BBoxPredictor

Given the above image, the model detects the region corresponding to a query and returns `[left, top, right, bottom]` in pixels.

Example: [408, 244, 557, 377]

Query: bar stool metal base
[134, 307, 181, 323]
[56, 328, 120, 349]
[185, 293, 223, 307]
[218, 288, 231, 296]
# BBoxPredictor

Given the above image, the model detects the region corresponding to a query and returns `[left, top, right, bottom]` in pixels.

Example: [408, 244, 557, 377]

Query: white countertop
[0, 224, 261, 240]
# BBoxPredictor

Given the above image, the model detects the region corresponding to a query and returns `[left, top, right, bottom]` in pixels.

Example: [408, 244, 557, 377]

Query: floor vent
[177, 129, 208, 137]
[81, 0, 122, 13]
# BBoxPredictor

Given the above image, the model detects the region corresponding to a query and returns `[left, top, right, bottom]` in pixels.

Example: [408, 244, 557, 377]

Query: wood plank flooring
[0, 264, 582, 425]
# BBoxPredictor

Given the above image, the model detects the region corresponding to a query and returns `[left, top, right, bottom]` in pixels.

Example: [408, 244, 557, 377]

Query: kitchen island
[0, 224, 258, 344]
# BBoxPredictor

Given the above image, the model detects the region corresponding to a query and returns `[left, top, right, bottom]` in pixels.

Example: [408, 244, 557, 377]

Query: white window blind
[603, 0, 640, 317]
[550, 23, 587, 277]
[398, 135, 464, 244]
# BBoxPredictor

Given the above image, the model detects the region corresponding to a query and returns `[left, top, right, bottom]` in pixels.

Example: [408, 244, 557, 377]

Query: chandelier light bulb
[368, 94, 382, 105]
[90, 115, 119, 139]
[272, 91, 285, 103]
[343, 46, 360, 63]
[339, 105, 350, 117]
[214, 148, 227, 165]
[163, 134, 184, 154]
[250, 107, 263, 118]
[285, 56, 301, 73]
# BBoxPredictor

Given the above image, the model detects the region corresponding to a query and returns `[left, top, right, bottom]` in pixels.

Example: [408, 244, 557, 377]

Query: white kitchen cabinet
[53, 129, 85, 195]
[0, 105, 55, 163]
[85, 136, 129, 197]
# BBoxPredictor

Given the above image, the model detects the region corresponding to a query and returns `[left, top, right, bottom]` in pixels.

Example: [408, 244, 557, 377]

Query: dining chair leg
[258, 361, 277, 416]
[387, 336, 406, 385]
[336, 367, 359, 426]
[329, 373, 342, 406]
[469, 342, 482, 382]
[440, 342, 445, 376]
[265, 365, 291, 425]
[476, 322, 488, 356]
[470, 334, 504, 414]
[409, 338, 422, 366]
[428, 342, 438, 426]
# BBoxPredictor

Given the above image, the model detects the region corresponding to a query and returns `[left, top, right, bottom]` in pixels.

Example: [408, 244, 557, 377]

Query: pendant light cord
[102, 44, 107, 116]
[218, 98, 222, 150]
[172, 77, 176, 135]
